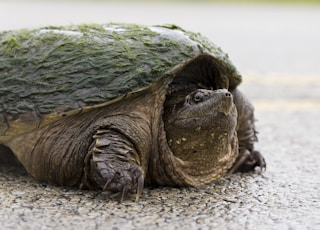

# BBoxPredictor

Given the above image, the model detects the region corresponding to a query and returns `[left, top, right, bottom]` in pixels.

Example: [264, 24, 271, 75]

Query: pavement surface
[0, 1, 320, 230]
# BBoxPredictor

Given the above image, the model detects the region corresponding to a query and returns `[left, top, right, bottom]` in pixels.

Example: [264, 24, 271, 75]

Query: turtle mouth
[173, 110, 234, 121]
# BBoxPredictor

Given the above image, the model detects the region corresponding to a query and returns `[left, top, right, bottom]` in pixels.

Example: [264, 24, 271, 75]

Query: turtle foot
[229, 149, 266, 173]
[91, 159, 144, 203]
[83, 129, 145, 202]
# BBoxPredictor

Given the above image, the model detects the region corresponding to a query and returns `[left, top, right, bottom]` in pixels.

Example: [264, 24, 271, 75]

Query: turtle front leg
[230, 89, 266, 173]
[82, 129, 144, 202]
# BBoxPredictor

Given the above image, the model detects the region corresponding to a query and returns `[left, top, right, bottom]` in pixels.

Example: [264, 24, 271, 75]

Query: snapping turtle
[0, 23, 265, 201]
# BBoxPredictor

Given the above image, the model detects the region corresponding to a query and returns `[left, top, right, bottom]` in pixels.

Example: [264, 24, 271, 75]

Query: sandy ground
[1, 2, 320, 229]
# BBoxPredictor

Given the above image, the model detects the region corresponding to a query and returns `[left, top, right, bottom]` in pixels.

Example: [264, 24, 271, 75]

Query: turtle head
[175, 89, 236, 122]
[163, 88, 238, 186]
[165, 89, 237, 132]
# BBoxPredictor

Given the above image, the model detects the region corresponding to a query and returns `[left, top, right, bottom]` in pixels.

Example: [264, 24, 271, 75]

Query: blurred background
[1, 0, 320, 77]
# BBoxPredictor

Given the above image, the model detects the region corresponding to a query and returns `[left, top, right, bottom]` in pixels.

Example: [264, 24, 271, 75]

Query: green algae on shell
[0, 23, 241, 140]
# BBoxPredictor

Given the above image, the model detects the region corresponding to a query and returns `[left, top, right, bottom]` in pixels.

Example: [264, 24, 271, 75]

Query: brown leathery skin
[4, 77, 169, 187]
[85, 129, 145, 202]
[3, 76, 241, 191]
[160, 89, 238, 186]
[1, 65, 265, 197]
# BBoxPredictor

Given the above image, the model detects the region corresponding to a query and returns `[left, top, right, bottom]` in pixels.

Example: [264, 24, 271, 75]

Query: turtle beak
[220, 91, 236, 116]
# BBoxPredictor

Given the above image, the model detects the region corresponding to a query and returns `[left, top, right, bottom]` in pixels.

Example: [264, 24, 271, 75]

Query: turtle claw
[135, 174, 144, 202]
[230, 149, 266, 173]
[120, 185, 128, 203]
[108, 174, 144, 203]
[253, 150, 267, 173]
[103, 178, 113, 191]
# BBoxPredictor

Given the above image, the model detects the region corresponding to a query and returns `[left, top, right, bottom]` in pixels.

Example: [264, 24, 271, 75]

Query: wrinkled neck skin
[163, 114, 238, 186]
[156, 92, 239, 186]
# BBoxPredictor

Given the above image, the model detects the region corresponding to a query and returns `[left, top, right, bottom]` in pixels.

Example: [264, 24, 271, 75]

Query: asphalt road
[0, 2, 320, 230]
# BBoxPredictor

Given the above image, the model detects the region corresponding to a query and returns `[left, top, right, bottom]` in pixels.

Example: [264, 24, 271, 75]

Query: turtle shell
[0, 23, 241, 141]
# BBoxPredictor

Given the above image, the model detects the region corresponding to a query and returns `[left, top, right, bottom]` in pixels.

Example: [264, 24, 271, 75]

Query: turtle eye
[193, 91, 204, 103]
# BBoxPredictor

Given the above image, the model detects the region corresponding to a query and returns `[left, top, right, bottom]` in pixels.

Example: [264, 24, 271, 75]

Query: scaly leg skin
[83, 129, 144, 202]
[230, 89, 266, 173]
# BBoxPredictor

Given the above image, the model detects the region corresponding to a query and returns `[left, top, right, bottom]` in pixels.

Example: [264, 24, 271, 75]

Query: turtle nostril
[225, 92, 232, 97]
